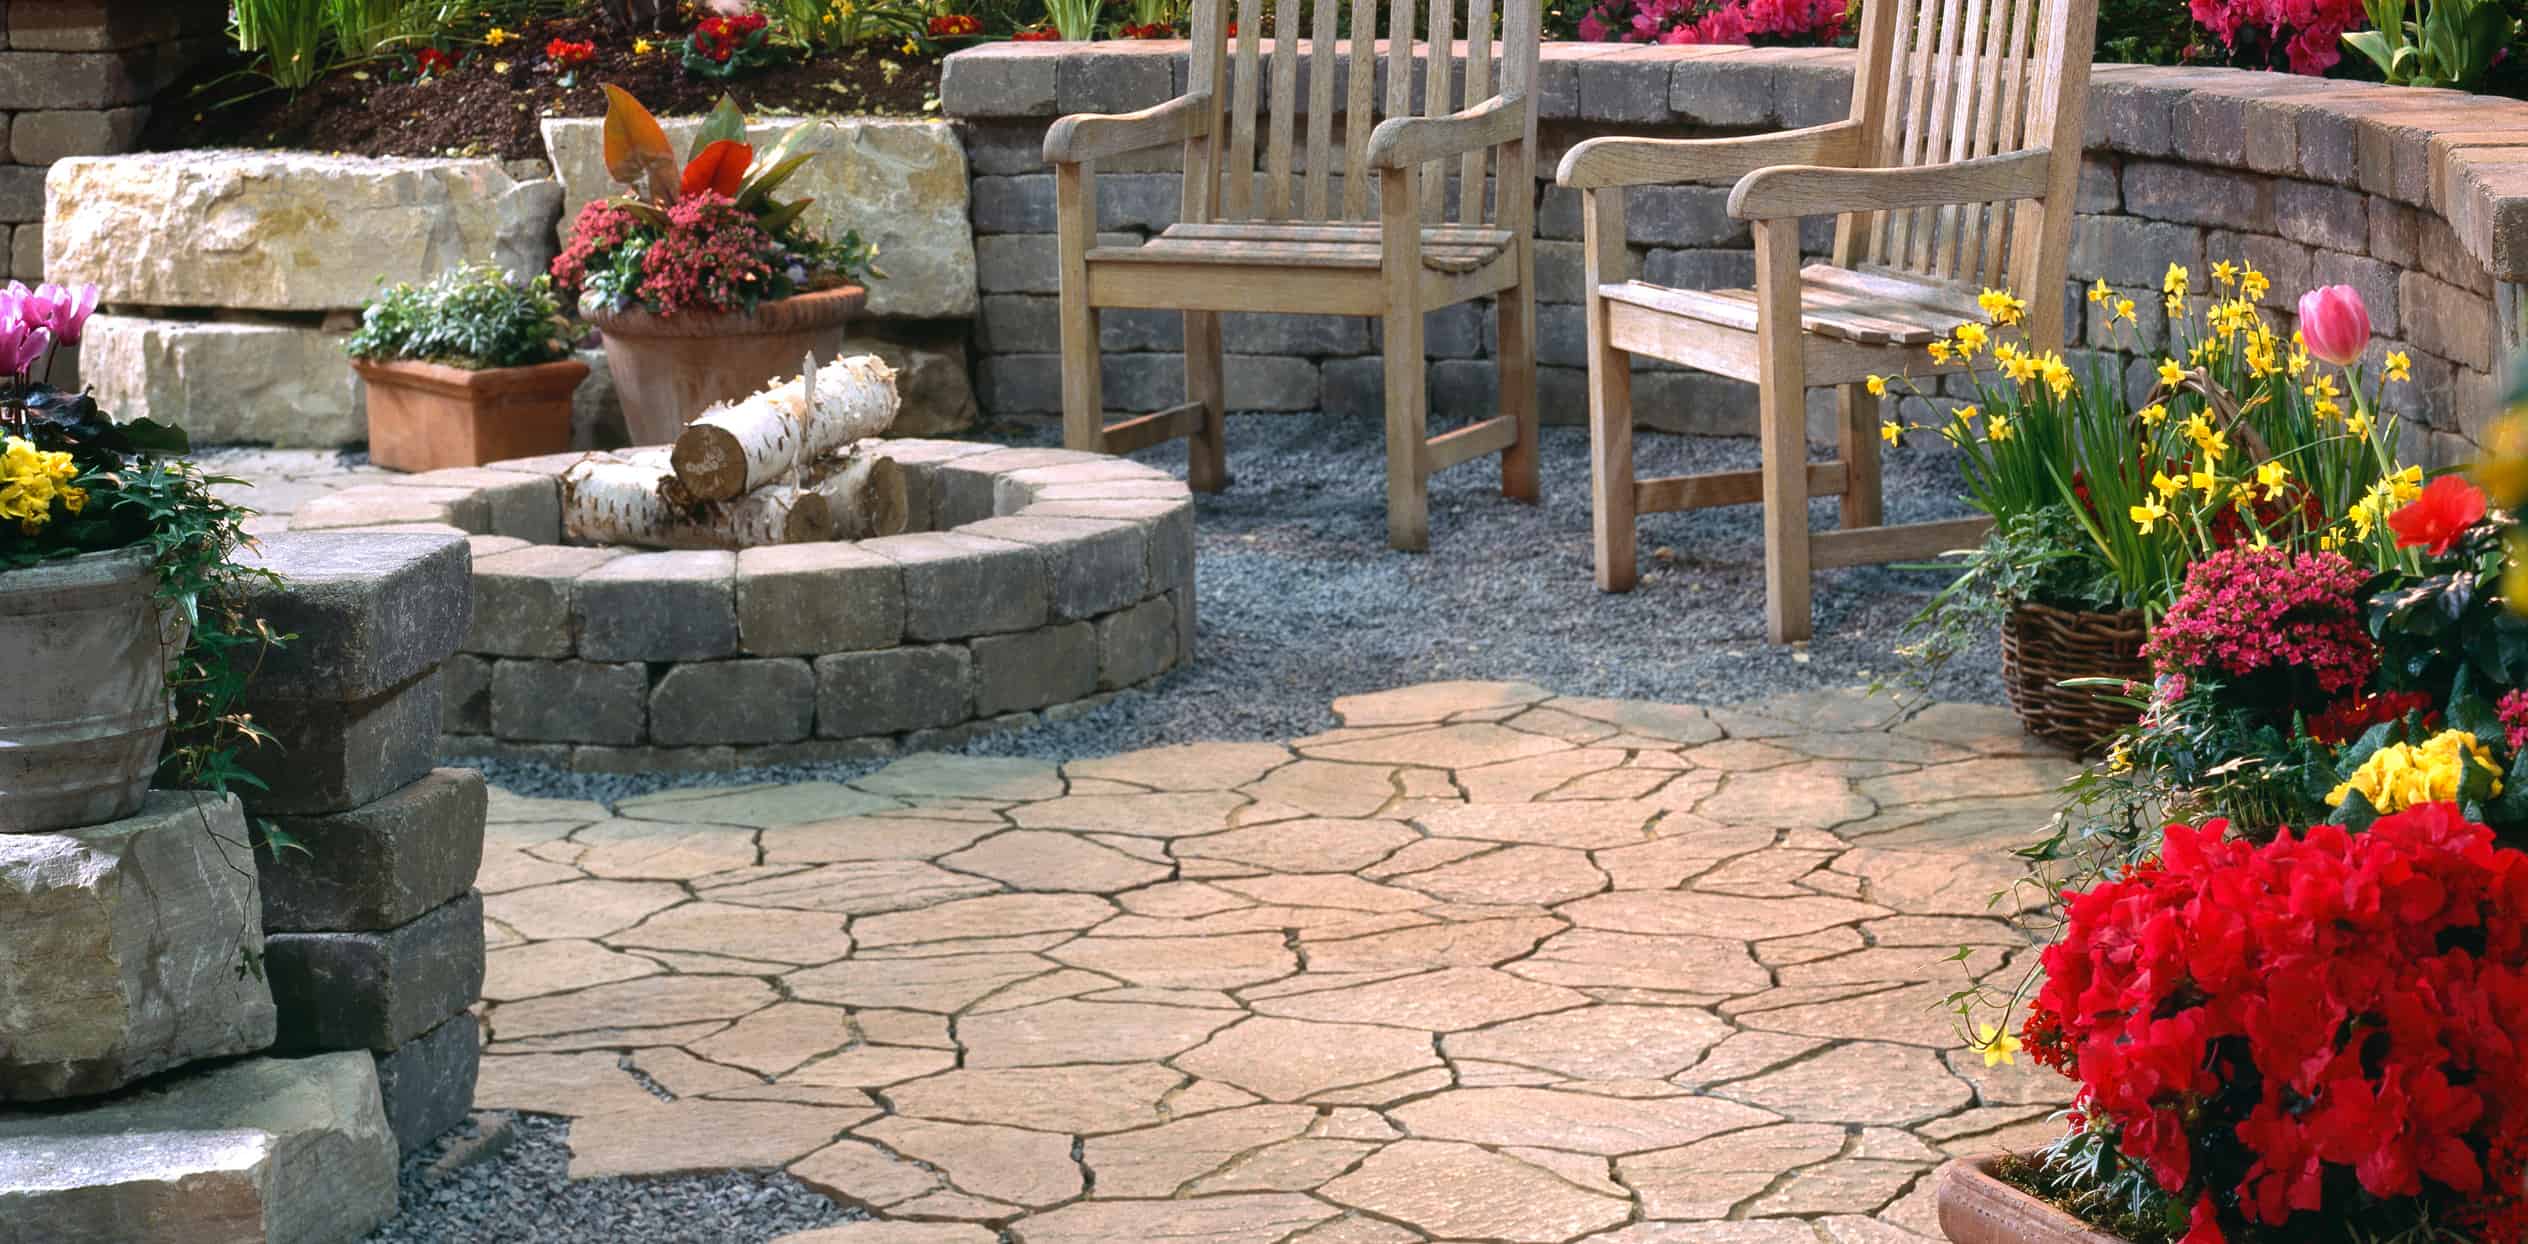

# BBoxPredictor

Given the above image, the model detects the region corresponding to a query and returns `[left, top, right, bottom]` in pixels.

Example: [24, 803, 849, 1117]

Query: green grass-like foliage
[346, 263, 576, 371]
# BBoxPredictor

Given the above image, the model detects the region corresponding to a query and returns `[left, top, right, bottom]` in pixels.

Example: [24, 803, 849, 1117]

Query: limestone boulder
[542, 116, 977, 319]
[0, 1051, 398, 1244]
[848, 336, 977, 436]
[79, 315, 361, 448]
[46, 151, 564, 311]
[0, 792, 277, 1102]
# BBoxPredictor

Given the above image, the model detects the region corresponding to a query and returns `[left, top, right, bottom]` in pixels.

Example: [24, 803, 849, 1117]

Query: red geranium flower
[546, 37, 596, 67]
[2388, 474, 2488, 557]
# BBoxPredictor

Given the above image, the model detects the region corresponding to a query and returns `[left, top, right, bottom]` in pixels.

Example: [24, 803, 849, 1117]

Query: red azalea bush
[2187, 0, 2365, 73]
[2143, 544, 2376, 720]
[1575, 0, 1848, 43]
[2024, 802, 2528, 1242]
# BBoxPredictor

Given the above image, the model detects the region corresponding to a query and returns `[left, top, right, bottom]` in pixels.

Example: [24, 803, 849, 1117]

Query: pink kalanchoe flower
[2297, 284, 2371, 367]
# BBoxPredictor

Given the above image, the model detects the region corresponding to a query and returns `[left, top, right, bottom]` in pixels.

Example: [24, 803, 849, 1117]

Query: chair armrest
[1727, 149, 2053, 221]
[1555, 122, 1862, 190]
[1044, 93, 1211, 166]
[1364, 95, 1525, 172]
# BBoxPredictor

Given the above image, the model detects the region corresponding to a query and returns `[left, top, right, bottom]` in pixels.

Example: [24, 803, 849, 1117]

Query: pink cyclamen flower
[2297, 284, 2371, 367]
[0, 316, 52, 378]
[35, 284, 98, 346]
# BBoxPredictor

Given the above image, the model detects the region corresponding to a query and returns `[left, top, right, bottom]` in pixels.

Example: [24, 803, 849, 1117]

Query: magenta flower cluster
[2144, 545, 2377, 697]
[0, 281, 94, 380]
[638, 192, 781, 318]
[548, 199, 641, 307]
[2189, 0, 2364, 74]
[2501, 691, 2528, 751]
[1575, 0, 1847, 44]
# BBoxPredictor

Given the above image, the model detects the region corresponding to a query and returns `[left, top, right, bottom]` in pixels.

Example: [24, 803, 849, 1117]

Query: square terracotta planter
[353, 356, 589, 473]
[1936, 1158, 2134, 1244]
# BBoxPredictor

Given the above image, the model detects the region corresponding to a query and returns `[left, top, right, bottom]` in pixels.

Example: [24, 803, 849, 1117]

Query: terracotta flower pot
[354, 356, 589, 473]
[1935, 1158, 2134, 1244]
[0, 546, 179, 833]
[584, 285, 867, 446]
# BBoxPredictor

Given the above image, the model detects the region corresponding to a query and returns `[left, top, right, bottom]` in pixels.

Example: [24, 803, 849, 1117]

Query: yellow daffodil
[2211, 260, 2238, 286]
[1927, 339, 1953, 364]
[2348, 410, 2374, 438]
[2190, 467, 2218, 497]
[2088, 278, 2113, 304]
[2254, 460, 2290, 501]
[2393, 464, 2424, 504]
[1977, 287, 2027, 327]
[2321, 528, 2347, 551]
[2387, 350, 2413, 383]
[1988, 412, 2015, 441]
[1865, 374, 1889, 398]
[1974, 1024, 2023, 1068]
[1953, 322, 1988, 356]
[2131, 498, 2170, 534]
[2152, 470, 2183, 500]
[2164, 263, 2190, 297]
[2241, 267, 2270, 301]
[2349, 492, 2383, 538]
[1954, 404, 1980, 425]
[1881, 420, 1904, 447]
[2115, 297, 2137, 323]
[484, 25, 515, 44]
[2157, 358, 2185, 388]
[2138, 402, 2168, 427]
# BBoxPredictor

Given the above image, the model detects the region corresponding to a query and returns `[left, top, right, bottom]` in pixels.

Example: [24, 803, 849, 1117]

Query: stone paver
[468, 683, 2068, 1241]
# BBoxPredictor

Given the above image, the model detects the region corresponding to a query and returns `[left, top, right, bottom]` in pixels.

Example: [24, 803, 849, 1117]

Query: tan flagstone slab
[1547, 696, 1724, 743]
[705, 861, 1004, 916]
[1065, 741, 1293, 791]
[1698, 766, 1877, 829]
[967, 968, 1116, 1014]
[1453, 748, 1630, 804]
[493, 1019, 738, 1054]
[1778, 732, 1976, 765]
[1589, 825, 1776, 891]
[483, 879, 689, 941]
[628, 1046, 764, 1097]
[852, 1009, 956, 1048]
[1250, 965, 1587, 1031]
[478, 844, 589, 893]
[786, 1140, 947, 1209]
[1064, 778, 1145, 796]
[687, 1000, 857, 1076]
[1726, 688, 1910, 734]
[1087, 986, 1242, 1009]
[852, 893, 1116, 948]
[855, 754, 1064, 802]
[778, 1222, 998, 1243]
[1303, 722, 1574, 769]
[1360, 837, 1494, 878]
[1616, 1121, 1847, 1219]
[1864, 915, 2031, 946]
[1745, 1157, 1929, 1216]
[1857, 756, 2078, 807]
[1892, 702, 2057, 755]
[1735, 981, 1975, 1047]
[958, 999, 1238, 1068]
[634, 947, 798, 974]
[1832, 846, 2046, 916]
[760, 816, 1003, 864]
[1094, 906, 1427, 941]
[1114, 880, 1253, 917]
[1390, 1086, 1777, 1155]
[1941, 1047, 2079, 1108]
[1720, 1041, 1973, 1125]
[858, 933, 1080, 958]
[1410, 800, 1663, 848]
[1048, 933, 1297, 989]
[790, 1045, 961, 1088]
[483, 939, 662, 1002]
[1290, 1217, 1422, 1244]
[938, 830, 1172, 892]
[1212, 873, 1430, 912]
[1186, 1138, 1378, 1193]
[1241, 760, 1398, 819]
[611, 902, 855, 966]
[1444, 1005, 1734, 1082]
[560, 818, 760, 881]
[619, 781, 901, 828]
[1010, 1192, 1338, 1244]
[1837, 796, 2062, 851]
[1583, 1222, 1823, 1243]
[887, 1190, 1020, 1220]
[1564, 891, 1885, 940]
[1009, 790, 1251, 838]
[1505, 707, 1623, 742]
[487, 789, 610, 823]
[487, 974, 779, 1042]
[473, 1050, 664, 1117]
[1320, 1139, 1630, 1242]
[1754, 927, 1868, 967]
[1173, 819, 1421, 873]
[1937, 1113, 2072, 1158]
[1693, 848, 1839, 897]
[1680, 739, 1807, 770]
[1306, 916, 1564, 973]
[1506, 928, 1769, 995]
[1545, 768, 1674, 800]
[1775, 945, 2008, 988]
[566, 1098, 870, 1179]
[1332, 680, 1553, 726]
[887, 1063, 1188, 1134]
[856, 1116, 1083, 1206]
[1391, 845, 1607, 905]
[1078, 1104, 1319, 1196]
[1175, 1015, 1443, 1101]
[786, 953, 1053, 1012]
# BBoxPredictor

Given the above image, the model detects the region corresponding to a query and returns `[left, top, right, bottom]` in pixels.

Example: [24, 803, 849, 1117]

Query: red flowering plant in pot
[553, 88, 879, 444]
[1938, 801, 2528, 1244]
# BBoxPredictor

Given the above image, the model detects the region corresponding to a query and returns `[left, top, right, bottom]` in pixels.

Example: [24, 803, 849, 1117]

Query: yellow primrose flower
[1974, 1024, 2023, 1068]
[2088, 278, 2113, 304]
[2328, 729, 2503, 812]
[2387, 350, 2413, 383]
[484, 25, 514, 44]
[634, 36, 654, 53]
[2138, 402, 2169, 427]
[1865, 374, 1889, 398]
[2164, 263, 2191, 297]
[2211, 260, 2239, 286]
[2158, 358, 2185, 388]
[1881, 420, 1904, 447]
[2255, 461, 2290, 501]
[2131, 498, 2170, 534]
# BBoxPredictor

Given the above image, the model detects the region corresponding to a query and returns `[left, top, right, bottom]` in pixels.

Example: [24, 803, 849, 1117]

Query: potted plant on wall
[347, 263, 587, 472]
[0, 282, 271, 833]
[554, 88, 880, 445]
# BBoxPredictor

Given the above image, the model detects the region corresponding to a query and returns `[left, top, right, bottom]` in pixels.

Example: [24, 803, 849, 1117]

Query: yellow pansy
[2131, 498, 2170, 534]
[2328, 729, 2503, 812]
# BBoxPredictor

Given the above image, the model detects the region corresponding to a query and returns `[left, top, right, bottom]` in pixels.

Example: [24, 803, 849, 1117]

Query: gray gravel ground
[473, 411, 1999, 806]
[364, 1112, 860, 1244]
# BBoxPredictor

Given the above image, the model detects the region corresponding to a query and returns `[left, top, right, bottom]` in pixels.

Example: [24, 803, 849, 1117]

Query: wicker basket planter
[2001, 600, 2148, 754]
[586, 284, 867, 445]
[1936, 1159, 2131, 1244]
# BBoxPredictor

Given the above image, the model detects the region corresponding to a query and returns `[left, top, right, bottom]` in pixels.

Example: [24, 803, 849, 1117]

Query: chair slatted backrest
[1832, 0, 2098, 330]
[1180, 0, 1541, 230]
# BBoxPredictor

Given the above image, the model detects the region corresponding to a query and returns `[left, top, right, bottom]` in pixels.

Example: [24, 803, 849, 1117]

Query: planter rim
[0, 543, 154, 586]
[1936, 1156, 2136, 1244]
[352, 355, 591, 399]
[583, 284, 868, 340]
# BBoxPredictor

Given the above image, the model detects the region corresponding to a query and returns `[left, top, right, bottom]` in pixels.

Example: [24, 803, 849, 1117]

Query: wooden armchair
[1044, 0, 1543, 550]
[1558, 0, 2100, 642]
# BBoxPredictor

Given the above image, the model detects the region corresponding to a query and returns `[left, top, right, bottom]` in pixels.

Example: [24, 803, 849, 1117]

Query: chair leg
[1054, 164, 1102, 454]
[1382, 302, 1430, 552]
[1753, 218, 1812, 644]
[1183, 310, 1229, 493]
[1586, 295, 1637, 593]
[1496, 262, 1541, 504]
[1839, 384, 1883, 530]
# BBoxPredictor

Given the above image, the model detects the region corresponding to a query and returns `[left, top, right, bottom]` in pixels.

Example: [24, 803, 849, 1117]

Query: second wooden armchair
[1559, 0, 2100, 642]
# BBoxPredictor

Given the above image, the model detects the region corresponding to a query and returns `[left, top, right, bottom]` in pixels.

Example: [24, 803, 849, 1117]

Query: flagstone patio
[468, 680, 2080, 1244]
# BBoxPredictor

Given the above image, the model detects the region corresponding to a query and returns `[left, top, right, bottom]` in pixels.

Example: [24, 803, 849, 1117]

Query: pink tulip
[2297, 284, 2371, 367]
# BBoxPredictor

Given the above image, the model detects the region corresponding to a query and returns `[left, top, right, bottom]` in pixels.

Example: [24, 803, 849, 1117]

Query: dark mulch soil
[142, 11, 944, 162]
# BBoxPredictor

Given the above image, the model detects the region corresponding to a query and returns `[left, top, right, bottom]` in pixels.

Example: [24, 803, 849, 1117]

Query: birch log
[808, 447, 909, 540]
[562, 453, 836, 549]
[670, 354, 901, 502]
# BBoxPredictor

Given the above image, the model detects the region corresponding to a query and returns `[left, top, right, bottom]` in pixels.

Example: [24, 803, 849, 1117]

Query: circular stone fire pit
[287, 440, 1194, 772]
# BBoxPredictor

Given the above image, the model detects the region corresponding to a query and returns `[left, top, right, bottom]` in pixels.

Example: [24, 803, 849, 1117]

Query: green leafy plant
[323, 0, 433, 57]
[765, 0, 933, 51]
[346, 263, 575, 371]
[1045, 0, 1105, 40]
[2344, 0, 2515, 89]
[231, 0, 334, 90]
